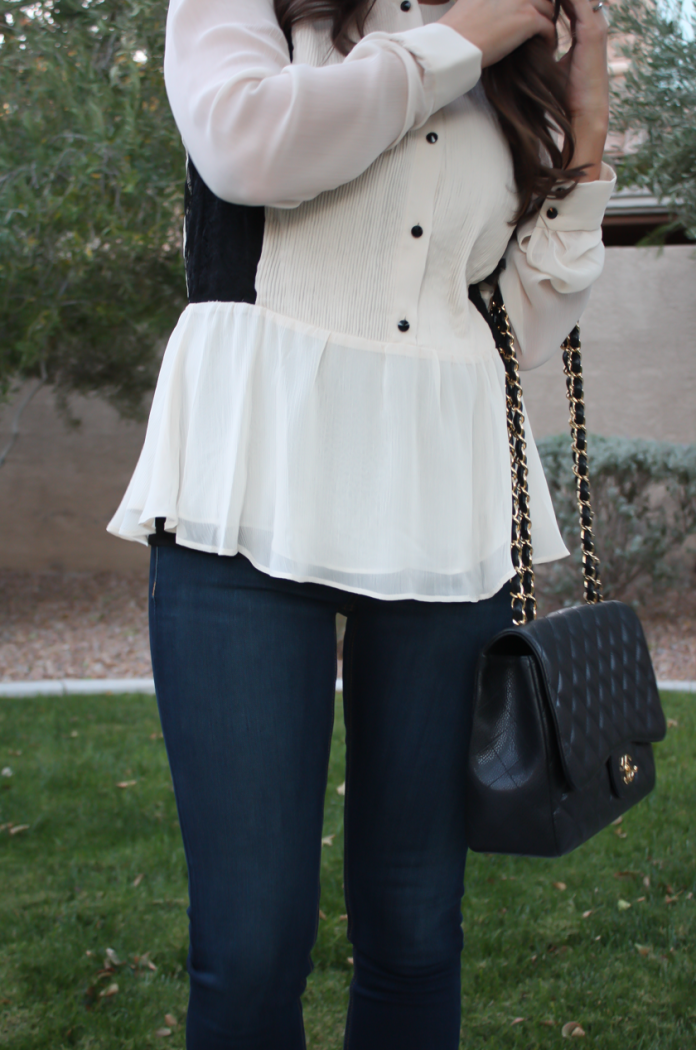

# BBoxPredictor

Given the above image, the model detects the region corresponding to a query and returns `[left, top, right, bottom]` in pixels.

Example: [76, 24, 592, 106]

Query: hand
[438, 0, 557, 68]
[557, 0, 610, 180]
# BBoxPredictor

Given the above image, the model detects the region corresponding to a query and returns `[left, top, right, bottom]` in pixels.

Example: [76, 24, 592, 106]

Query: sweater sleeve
[164, 0, 481, 209]
[499, 163, 617, 371]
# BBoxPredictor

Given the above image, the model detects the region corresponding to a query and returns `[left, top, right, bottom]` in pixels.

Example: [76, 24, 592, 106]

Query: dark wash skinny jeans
[148, 544, 513, 1050]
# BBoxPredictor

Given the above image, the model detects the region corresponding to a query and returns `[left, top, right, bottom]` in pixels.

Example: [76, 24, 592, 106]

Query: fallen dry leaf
[1, 767, 13, 778]
[643, 876, 651, 889]
[318, 910, 327, 920]
[562, 1021, 586, 1038]
[511, 1017, 525, 1026]
[155, 1028, 172, 1038]
[582, 910, 592, 919]
[98, 983, 119, 998]
[611, 815, 623, 826]
[665, 895, 678, 904]
[105, 948, 121, 967]
[635, 944, 650, 957]
[339, 913, 348, 921]
[164, 1014, 178, 1027]
[85, 950, 93, 957]
[150, 731, 163, 740]
[541, 1020, 556, 1027]
[617, 899, 631, 911]
[636, 896, 646, 902]
[336, 782, 346, 796]
[9, 824, 29, 835]
[347, 956, 354, 965]
[553, 881, 567, 891]
[321, 834, 335, 847]
[70, 730, 79, 738]
[116, 780, 137, 789]
[687, 892, 693, 900]
[667, 718, 679, 729]
[132, 873, 145, 887]
[615, 829, 628, 839]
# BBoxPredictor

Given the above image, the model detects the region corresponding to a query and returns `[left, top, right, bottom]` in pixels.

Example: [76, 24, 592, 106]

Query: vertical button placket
[391, 115, 443, 339]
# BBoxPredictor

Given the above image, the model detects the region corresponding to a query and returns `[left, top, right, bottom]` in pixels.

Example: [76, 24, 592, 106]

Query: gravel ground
[1, 569, 694, 682]
[0, 570, 151, 681]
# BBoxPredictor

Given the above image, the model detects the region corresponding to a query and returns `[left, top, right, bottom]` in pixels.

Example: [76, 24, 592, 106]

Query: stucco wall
[0, 390, 150, 572]
[1, 245, 694, 572]
[522, 244, 696, 443]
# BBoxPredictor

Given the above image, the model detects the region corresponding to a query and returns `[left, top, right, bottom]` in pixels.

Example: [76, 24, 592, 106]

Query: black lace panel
[184, 157, 265, 304]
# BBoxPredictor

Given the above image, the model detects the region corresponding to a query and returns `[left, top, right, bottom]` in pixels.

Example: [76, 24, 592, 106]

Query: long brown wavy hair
[273, 0, 584, 222]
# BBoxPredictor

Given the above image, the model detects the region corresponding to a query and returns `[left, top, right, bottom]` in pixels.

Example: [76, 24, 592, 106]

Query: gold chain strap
[489, 287, 603, 626]
[561, 328, 603, 605]
[489, 289, 536, 625]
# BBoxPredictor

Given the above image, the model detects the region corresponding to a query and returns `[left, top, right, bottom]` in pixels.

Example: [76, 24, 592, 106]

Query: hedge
[537, 435, 696, 605]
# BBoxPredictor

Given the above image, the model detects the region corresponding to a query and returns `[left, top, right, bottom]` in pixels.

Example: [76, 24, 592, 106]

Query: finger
[529, 0, 557, 22]
[563, 0, 608, 49]
[591, 3, 609, 26]
[528, 0, 558, 42]
[567, 0, 606, 28]
[535, 15, 558, 45]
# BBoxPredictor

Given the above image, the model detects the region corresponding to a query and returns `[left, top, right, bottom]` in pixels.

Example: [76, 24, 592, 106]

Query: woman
[109, 0, 613, 1043]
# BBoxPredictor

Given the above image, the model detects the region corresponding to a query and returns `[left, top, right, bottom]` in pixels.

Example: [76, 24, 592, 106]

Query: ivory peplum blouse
[108, 0, 617, 601]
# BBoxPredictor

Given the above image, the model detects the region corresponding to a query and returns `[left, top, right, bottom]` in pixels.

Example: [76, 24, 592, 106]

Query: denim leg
[149, 546, 340, 1050]
[342, 584, 513, 1050]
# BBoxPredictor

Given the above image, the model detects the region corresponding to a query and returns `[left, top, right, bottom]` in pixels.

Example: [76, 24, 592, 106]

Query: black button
[426, 132, 438, 143]
[397, 319, 410, 332]
[546, 206, 558, 219]
[411, 225, 423, 238]
[400, 1, 411, 9]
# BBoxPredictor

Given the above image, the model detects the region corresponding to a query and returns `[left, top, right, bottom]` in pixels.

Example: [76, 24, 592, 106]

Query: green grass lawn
[0, 690, 694, 1049]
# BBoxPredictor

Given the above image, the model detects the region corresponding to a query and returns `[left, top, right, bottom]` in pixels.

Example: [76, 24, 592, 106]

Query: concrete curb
[0, 678, 156, 698]
[0, 676, 694, 698]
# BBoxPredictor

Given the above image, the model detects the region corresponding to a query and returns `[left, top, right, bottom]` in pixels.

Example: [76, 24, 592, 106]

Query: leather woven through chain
[488, 287, 603, 626]
[561, 327, 603, 607]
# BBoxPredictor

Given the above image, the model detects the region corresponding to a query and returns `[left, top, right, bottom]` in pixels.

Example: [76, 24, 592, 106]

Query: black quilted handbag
[464, 285, 667, 857]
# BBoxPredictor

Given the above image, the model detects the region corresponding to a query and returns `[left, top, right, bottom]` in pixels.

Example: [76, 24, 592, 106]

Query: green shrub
[537, 435, 696, 605]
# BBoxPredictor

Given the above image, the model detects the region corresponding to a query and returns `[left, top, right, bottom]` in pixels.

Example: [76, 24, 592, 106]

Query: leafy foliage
[538, 435, 696, 604]
[610, 0, 696, 241]
[0, 0, 186, 418]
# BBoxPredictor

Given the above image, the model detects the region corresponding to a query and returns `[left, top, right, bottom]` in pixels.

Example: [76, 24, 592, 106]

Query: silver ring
[592, 2, 604, 10]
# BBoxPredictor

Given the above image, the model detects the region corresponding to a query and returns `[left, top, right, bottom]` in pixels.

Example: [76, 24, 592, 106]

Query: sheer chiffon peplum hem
[107, 301, 568, 602]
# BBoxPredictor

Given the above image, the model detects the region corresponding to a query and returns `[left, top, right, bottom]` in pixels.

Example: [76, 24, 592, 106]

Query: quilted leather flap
[485, 601, 666, 791]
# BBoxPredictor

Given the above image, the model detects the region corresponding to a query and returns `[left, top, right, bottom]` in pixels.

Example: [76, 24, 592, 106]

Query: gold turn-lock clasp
[619, 753, 639, 785]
